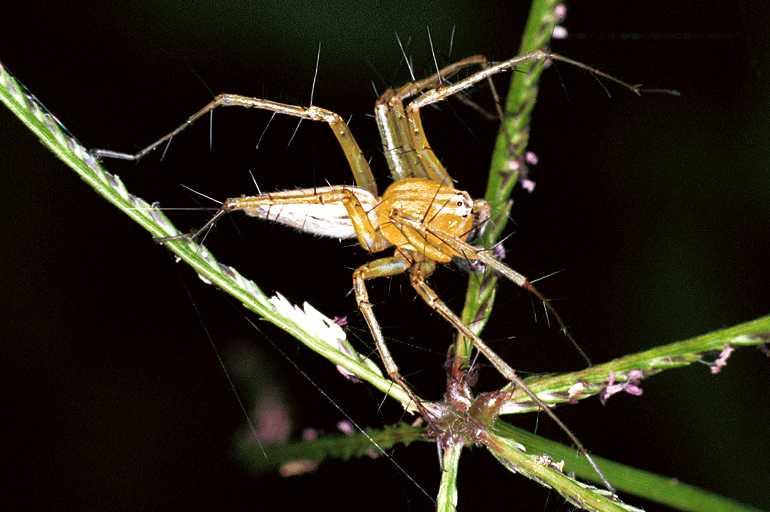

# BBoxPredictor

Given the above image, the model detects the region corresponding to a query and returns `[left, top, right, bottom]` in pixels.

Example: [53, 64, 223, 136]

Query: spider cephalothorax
[377, 178, 475, 262]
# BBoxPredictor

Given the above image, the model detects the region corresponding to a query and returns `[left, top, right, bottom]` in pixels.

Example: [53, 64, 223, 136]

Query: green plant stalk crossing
[455, 0, 559, 366]
[235, 312, 768, 511]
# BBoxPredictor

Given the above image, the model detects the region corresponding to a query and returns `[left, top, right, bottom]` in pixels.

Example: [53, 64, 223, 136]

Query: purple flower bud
[521, 179, 536, 193]
[599, 383, 625, 404]
[554, 4, 567, 22]
[709, 345, 734, 374]
[337, 420, 354, 435]
[600, 370, 644, 404]
[493, 243, 507, 261]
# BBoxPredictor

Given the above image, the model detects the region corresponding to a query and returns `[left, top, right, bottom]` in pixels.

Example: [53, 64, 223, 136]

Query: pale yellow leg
[226, 187, 390, 253]
[94, 94, 379, 195]
[392, 212, 591, 363]
[375, 55, 494, 183]
[402, 50, 641, 192]
[352, 254, 431, 415]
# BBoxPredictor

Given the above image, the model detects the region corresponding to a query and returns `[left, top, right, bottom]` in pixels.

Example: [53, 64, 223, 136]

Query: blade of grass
[497, 315, 770, 414]
[492, 422, 764, 512]
[437, 442, 463, 512]
[455, 0, 560, 366]
[234, 422, 426, 473]
[484, 430, 643, 512]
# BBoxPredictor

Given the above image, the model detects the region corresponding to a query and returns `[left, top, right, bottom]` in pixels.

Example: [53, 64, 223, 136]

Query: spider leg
[224, 186, 391, 252]
[92, 94, 378, 195]
[375, 55, 498, 183]
[408, 49, 641, 112]
[393, 212, 592, 365]
[407, 259, 614, 493]
[391, 55, 489, 102]
[408, 260, 526, 387]
[352, 254, 432, 416]
[399, 50, 642, 190]
[374, 98, 426, 182]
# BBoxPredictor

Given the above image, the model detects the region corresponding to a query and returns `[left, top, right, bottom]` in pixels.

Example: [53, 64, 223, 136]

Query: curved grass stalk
[485, 431, 645, 512]
[492, 422, 763, 512]
[498, 315, 770, 414]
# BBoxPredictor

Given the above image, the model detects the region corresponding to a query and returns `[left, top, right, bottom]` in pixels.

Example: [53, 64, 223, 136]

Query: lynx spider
[95, 48, 642, 490]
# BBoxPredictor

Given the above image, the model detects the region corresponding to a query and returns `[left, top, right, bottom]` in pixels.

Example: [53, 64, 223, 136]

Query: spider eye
[457, 200, 464, 207]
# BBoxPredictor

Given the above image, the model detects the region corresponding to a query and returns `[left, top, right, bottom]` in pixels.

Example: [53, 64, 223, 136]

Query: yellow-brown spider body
[377, 178, 475, 263]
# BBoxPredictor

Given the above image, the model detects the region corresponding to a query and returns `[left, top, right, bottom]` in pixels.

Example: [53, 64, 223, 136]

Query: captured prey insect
[94, 49, 644, 491]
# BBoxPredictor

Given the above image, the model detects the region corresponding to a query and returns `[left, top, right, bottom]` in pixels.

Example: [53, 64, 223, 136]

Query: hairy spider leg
[375, 55, 499, 183]
[93, 94, 379, 196]
[408, 49, 642, 114]
[225, 186, 391, 253]
[395, 204, 592, 364]
[352, 254, 433, 415]
[390, 214, 614, 492]
[400, 50, 642, 194]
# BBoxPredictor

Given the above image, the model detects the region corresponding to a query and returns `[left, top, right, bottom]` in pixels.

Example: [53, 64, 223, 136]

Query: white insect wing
[249, 185, 378, 239]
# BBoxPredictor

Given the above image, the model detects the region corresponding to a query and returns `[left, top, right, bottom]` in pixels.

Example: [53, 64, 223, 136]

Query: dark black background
[2, 1, 768, 510]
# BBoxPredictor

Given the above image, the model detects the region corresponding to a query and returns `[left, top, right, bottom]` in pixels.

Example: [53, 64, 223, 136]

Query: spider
[95, 49, 641, 490]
